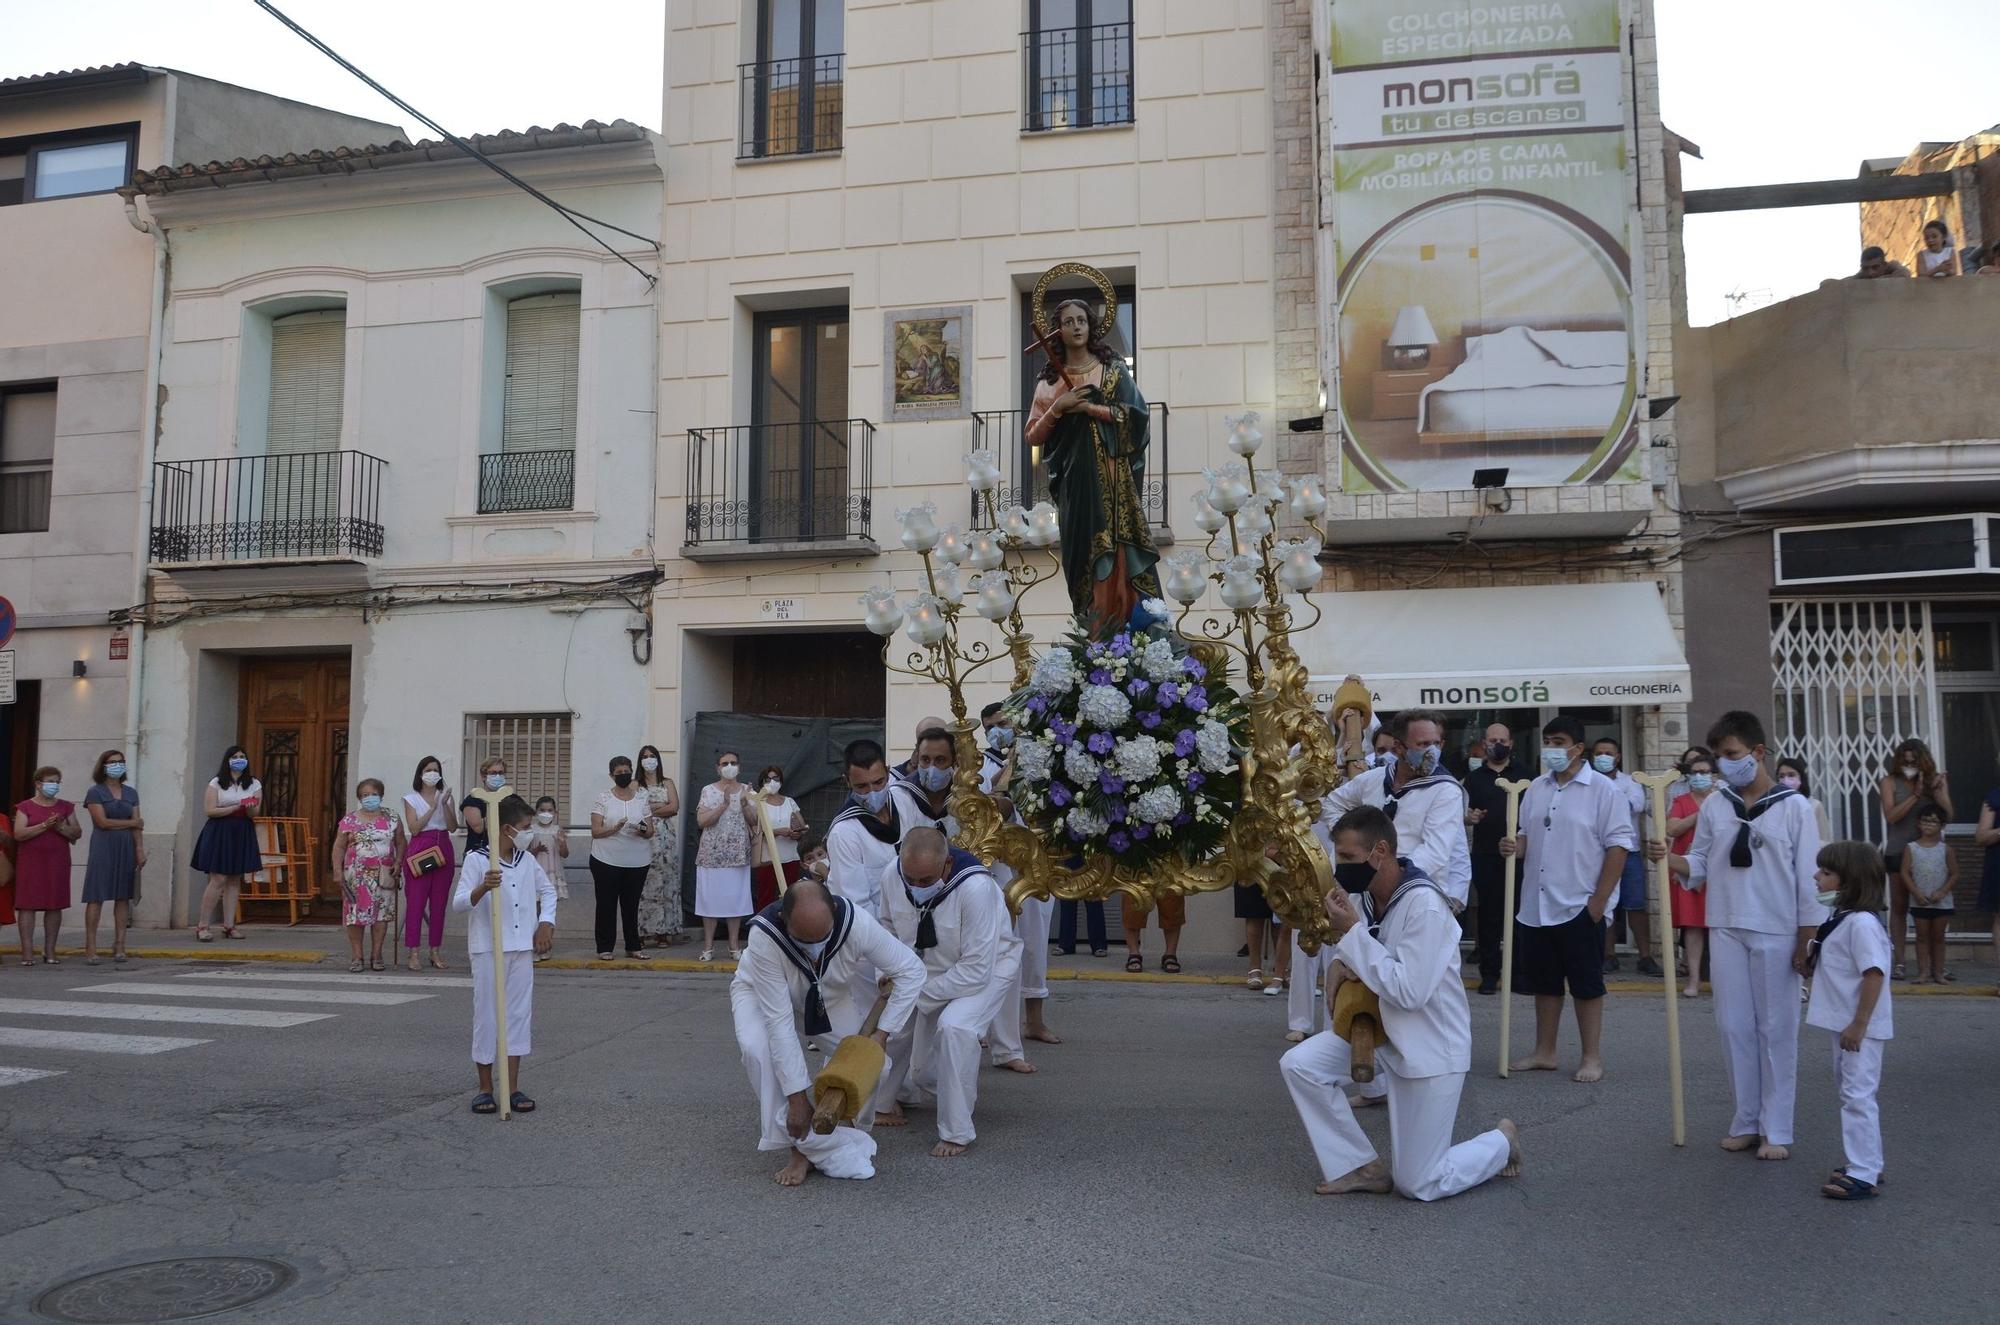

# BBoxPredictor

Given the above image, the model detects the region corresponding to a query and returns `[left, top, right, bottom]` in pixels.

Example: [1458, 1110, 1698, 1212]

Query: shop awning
[1303, 582, 1690, 710]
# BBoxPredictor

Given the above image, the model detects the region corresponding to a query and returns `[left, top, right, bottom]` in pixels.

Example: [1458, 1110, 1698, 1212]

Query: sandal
[509, 1091, 536, 1114]
[1821, 1172, 1878, 1200]
[1891, 964, 1907, 981]
[1125, 954, 1144, 973]
[470, 1092, 498, 1115]
[1162, 955, 1182, 974]
[429, 951, 448, 970]
[224, 926, 246, 940]
[195, 926, 214, 943]
[698, 949, 714, 962]
[349, 959, 366, 973]
[1246, 967, 1265, 990]
[370, 960, 385, 972]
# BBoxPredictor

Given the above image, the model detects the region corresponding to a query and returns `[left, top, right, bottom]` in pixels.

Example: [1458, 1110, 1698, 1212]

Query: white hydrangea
[1066, 805, 1108, 838]
[1196, 720, 1236, 773]
[1076, 684, 1132, 730]
[1136, 636, 1181, 683]
[1133, 785, 1183, 825]
[1030, 648, 1081, 696]
[1063, 745, 1100, 786]
[1113, 736, 1162, 782]
[1013, 738, 1053, 781]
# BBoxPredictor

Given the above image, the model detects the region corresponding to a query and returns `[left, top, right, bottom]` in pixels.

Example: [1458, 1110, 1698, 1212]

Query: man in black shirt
[1463, 722, 1532, 994]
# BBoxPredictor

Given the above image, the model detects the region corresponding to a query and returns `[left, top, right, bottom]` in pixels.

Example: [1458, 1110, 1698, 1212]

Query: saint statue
[1025, 266, 1161, 637]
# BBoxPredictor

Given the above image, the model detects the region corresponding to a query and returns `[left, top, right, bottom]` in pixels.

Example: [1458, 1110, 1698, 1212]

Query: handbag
[407, 844, 447, 876]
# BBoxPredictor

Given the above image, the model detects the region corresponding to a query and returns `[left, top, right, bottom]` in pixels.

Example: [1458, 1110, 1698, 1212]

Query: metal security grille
[463, 713, 573, 818]
[1770, 598, 1938, 844]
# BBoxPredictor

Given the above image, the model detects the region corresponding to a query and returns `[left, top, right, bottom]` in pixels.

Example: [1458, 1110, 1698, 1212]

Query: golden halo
[1031, 261, 1118, 342]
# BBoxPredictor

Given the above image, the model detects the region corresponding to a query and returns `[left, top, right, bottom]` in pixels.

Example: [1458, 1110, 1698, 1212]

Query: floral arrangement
[1004, 601, 1246, 867]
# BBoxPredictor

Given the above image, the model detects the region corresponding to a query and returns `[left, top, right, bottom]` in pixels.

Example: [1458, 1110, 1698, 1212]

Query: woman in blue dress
[82, 749, 144, 964]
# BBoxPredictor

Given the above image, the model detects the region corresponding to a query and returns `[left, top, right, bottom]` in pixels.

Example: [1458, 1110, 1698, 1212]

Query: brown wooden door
[240, 656, 350, 907]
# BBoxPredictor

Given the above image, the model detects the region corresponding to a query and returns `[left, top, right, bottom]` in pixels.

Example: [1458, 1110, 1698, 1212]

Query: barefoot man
[1279, 806, 1521, 1199]
[876, 827, 1020, 1157]
[731, 878, 926, 1185]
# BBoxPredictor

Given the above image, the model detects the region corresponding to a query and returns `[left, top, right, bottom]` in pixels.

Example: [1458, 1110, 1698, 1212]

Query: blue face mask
[1592, 754, 1618, 774]
[105, 762, 127, 780]
[229, 758, 249, 773]
[1717, 753, 1760, 788]
[917, 765, 953, 793]
[360, 794, 383, 812]
[40, 781, 61, 799]
[1686, 772, 1714, 791]
[860, 787, 893, 813]
[988, 726, 1014, 750]
[485, 773, 507, 791]
[1403, 746, 1440, 776]
[1541, 746, 1572, 775]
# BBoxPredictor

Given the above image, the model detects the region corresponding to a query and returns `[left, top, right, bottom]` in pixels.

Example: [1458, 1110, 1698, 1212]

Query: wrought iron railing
[970, 402, 1169, 527]
[1022, 23, 1134, 131]
[150, 450, 387, 563]
[478, 448, 575, 514]
[684, 418, 876, 547]
[739, 54, 845, 158]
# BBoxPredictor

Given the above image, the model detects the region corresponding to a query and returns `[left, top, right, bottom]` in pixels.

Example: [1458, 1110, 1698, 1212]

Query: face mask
[763, 779, 782, 795]
[806, 857, 829, 878]
[40, 781, 61, 799]
[1817, 888, 1840, 907]
[485, 773, 507, 791]
[1540, 746, 1571, 775]
[917, 765, 953, 793]
[536, 811, 556, 825]
[1901, 764, 1919, 779]
[1687, 773, 1714, 792]
[229, 758, 249, 773]
[1333, 859, 1377, 894]
[988, 726, 1015, 749]
[360, 794, 383, 812]
[860, 787, 892, 813]
[906, 876, 946, 904]
[1778, 774, 1803, 791]
[1486, 742, 1510, 764]
[797, 937, 829, 961]
[1403, 746, 1440, 776]
[1466, 758, 1483, 771]
[613, 771, 633, 788]
[719, 764, 739, 780]
[422, 770, 441, 788]
[1717, 753, 1760, 788]
[1592, 754, 1617, 775]
[105, 762, 127, 780]
[641, 757, 659, 772]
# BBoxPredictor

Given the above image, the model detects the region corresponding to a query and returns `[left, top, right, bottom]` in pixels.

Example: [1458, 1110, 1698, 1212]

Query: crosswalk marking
[72, 982, 433, 1007]
[0, 998, 332, 1028]
[0, 1026, 209, 1055]
[0, 1066, 64, 1087]
[175, 970, 471, 990]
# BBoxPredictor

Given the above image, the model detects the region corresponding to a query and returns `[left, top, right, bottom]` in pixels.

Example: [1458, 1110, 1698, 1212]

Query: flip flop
[470, 1093, 498, 1115]
[1821, 1172, 1878, 1200]
[509, 1092, 536, 1114]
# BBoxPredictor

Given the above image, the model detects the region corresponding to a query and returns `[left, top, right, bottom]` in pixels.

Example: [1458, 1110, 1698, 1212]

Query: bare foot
[1718, 1133, 1760, 1152]
[1025, 1024, 1064, 1044]
[1498, 1119, 1524, 1177]
[1315, 1158, 1392, 1195]
[1572, 1059, 1604, 1084]
[1756, 1143, 1789, 1161]
[995, 1059, 1037, 1074]
[931, 1141, 970, 1158]
[1348, 1090, 1386, 1109]
[874, 1107, 909, 1128]
[774, 1148, 812, 1186]
[1509, 1054, 1559, 1073]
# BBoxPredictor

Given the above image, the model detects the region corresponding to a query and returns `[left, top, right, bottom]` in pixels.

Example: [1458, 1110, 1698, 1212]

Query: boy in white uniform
[979, 703, 1058, 1067]
[451, 794, 556, 1115]
[1804, 840, 1894, 1200]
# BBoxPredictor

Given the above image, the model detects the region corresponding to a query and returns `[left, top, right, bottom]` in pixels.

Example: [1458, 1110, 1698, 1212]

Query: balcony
[150, 451, 386, 566]
[1693, 278, 2000, 509]
[1022, 23, 1134, 132]
[683, 419, 876, 560]
[478, 449, 575, 514]
[739, 54, 844, 159]
[970, 402, 1169, 530]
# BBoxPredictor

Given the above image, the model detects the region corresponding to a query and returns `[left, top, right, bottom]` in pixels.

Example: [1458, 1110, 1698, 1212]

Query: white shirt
[750, 795, 803, 864]
[1333, 868, 1471, 1078]
[877, 858, 1020, 1015]
[452, 846, 558, 954]
[1681, 789, 1827, 936]
[826, 805, 900, 918]
[1805, 911, 1895, 1041]
[730, 901, 930, 1097]
[889, 777, 958, 843]
[211, 777, 262, 809]
[1515, 763, 1638, 927]
[403, 790, 448, 833]
[590, 789, 654, 868]
[1322, 765, 1470, 906]
[1608, 769, 1647, 835]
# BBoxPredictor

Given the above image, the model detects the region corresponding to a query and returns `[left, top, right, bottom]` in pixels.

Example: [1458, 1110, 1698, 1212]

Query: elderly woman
[590, 754, 655, 962]
[693, 750, 752, 962]
[14, 766, 81, 965]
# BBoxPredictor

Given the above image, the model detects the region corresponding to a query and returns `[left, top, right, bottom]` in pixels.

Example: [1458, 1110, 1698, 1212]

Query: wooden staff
[1496, 777, 1532, 1078]
[755, 794, 790, 899]
[1634, 770, 1686, 1147]
[470, 781, 515, 1121]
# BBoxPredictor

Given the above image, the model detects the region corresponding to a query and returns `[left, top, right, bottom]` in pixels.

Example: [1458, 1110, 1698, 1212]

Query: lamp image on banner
[1322, 0, 1645, 493]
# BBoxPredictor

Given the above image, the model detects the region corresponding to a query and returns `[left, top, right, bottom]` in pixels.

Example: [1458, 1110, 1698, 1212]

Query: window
[0, 386, 56, 534]
[464, 713, 574, 817]
[751, 307, 852, 539]
[1024, 0, 1134, 132]
[267, 310, 347, 456]
[501, 292, 580, 453]
[0, 125, 138, 205]
[741, 0, 845, 157]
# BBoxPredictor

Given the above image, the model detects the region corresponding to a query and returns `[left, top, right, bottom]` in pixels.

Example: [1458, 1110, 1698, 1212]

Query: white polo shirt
[1515, 763, 1638, 928]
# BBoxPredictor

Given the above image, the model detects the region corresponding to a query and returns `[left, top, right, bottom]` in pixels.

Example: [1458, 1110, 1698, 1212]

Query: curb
[44, 947, 330, 964]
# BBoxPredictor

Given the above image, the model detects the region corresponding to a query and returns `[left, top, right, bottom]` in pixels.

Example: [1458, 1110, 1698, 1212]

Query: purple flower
[1107, 634, 1133, 658]
[1173, 811, 1193, 826]
[1108, 830, 1132, 853]
[1048, 781, 1072, 807]
[1089, 668, 1113, 686]
[1186, 771, 1206, 789]
[1181, 656, 1207, 680]
[1069, 826, 1088, 842]
[1100, 776, 1126, 797]
[1126, 677, 1152, 699]
[1138, 710, 1163, 730]
[1156, 682, 1180, 707]
[1087, 642, 1106, 660]
[1184, 687, 1210, 713]
[1105, 798, 1128, 822]
[1173, 729, 1199, 758]
[1131, 823, 1152, 840]
[1049, 717, 1076, 746]
[1026, 694, 1049, 716]
[1087, 731, 1115, 755]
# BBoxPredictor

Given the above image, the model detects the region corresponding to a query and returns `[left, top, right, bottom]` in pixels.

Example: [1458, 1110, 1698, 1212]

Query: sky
[6, 0, 1994, 327]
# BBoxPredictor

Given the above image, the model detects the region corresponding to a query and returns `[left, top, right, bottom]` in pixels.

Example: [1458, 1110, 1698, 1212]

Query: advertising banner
[1325, 1, 1644, 492]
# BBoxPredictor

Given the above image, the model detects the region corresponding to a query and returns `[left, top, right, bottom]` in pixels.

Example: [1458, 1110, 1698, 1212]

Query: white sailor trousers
[1017, 894, 1052, 1000]
[1279, 1030, 1508, 1201]
[728, 984, 879, 1179]
[885, 978, 1010, 1145]
[1710, 927, 1802, 1145]
[985, 933, 1033, 1066]
[1288, 930, 1334, 1035]
[1829, 1034, 1885, 1185]
[470, 951, 534, 1065]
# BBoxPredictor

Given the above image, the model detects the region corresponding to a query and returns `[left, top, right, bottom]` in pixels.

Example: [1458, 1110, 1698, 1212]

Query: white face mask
[763, 779, 782, 795]
[719, 763, 739, 780]
[1466, 758, 1483, 771]
[641, 758, 659, 772]
[1817, 888, 1839, 907]
[422, 770, 441, 787]
[1901, 764, 1919, 779]
[536, 811, 555, 825]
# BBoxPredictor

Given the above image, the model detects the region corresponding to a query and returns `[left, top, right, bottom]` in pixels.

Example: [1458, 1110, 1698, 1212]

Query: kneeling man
[731, 877, 927, 1185]
[878, 827, 1021, 1156]
[1279, 806, 1521, 1200]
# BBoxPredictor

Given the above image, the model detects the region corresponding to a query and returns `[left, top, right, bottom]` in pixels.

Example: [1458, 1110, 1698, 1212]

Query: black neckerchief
[1719, 785, 1797, 868]
[833, 798, 901, 846]
[1804, 908, 1853, 976]
[893, 777, 952, 833]
[1383, 764, 1459, 821]
[1360, 863, 1448, 938]
[901, 847, 988, 950]
[749, 896, 853, 1036]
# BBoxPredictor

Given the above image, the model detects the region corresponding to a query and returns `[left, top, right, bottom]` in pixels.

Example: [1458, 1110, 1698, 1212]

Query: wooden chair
[237, 817, 319, 925]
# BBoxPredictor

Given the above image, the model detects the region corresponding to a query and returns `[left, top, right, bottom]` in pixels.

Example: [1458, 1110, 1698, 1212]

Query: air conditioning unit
[1772, 513, 1995, 587]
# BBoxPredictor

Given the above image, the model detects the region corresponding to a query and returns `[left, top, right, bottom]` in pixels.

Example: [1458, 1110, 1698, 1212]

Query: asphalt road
[0, 959, 1991, 1324]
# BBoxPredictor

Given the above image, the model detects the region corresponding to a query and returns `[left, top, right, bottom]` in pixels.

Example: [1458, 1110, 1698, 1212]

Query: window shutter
[502, 292, 580, 453]
[266, 310, 346, 455]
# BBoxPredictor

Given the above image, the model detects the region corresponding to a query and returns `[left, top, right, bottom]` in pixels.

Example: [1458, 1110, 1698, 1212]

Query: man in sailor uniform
[890, 726, 961, 841]
[730, 877, 927, 1185]
[450, 795, 557, 1115]
[979, 702, 1058, 1065]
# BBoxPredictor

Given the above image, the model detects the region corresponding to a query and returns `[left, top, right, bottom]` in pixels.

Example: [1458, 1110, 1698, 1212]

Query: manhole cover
[34, 1257, 296, 1323]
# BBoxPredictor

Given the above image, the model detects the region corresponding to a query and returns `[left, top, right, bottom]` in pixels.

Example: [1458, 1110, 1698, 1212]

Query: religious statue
[1025, 263, 1160, 637]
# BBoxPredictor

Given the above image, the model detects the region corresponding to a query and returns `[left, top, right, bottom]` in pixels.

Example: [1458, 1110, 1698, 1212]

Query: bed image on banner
[1322, 0, 1644, 493]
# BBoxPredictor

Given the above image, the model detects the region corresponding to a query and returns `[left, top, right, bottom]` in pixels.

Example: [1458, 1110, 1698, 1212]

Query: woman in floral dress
[634, 744, 683, 946]
[332, 777, 403, 973]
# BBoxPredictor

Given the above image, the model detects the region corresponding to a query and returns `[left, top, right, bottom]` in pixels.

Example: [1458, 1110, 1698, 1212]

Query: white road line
[175, 970, 471, 989]
[0, 998, 332, 1028]
[0, 1026, 210, 1055]
[71, 982, 432, 1007]
[0, 1066, 64, 1087]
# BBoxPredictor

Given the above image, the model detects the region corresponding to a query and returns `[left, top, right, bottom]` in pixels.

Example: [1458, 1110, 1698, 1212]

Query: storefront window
[1935, 610, 2000, 828]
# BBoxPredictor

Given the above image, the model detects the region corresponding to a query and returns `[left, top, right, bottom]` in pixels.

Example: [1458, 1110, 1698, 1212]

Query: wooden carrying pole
[472, 784, 514, 1121]
[1495, 778, 1532, 1078]
[1635, 771, 1686, 1147]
